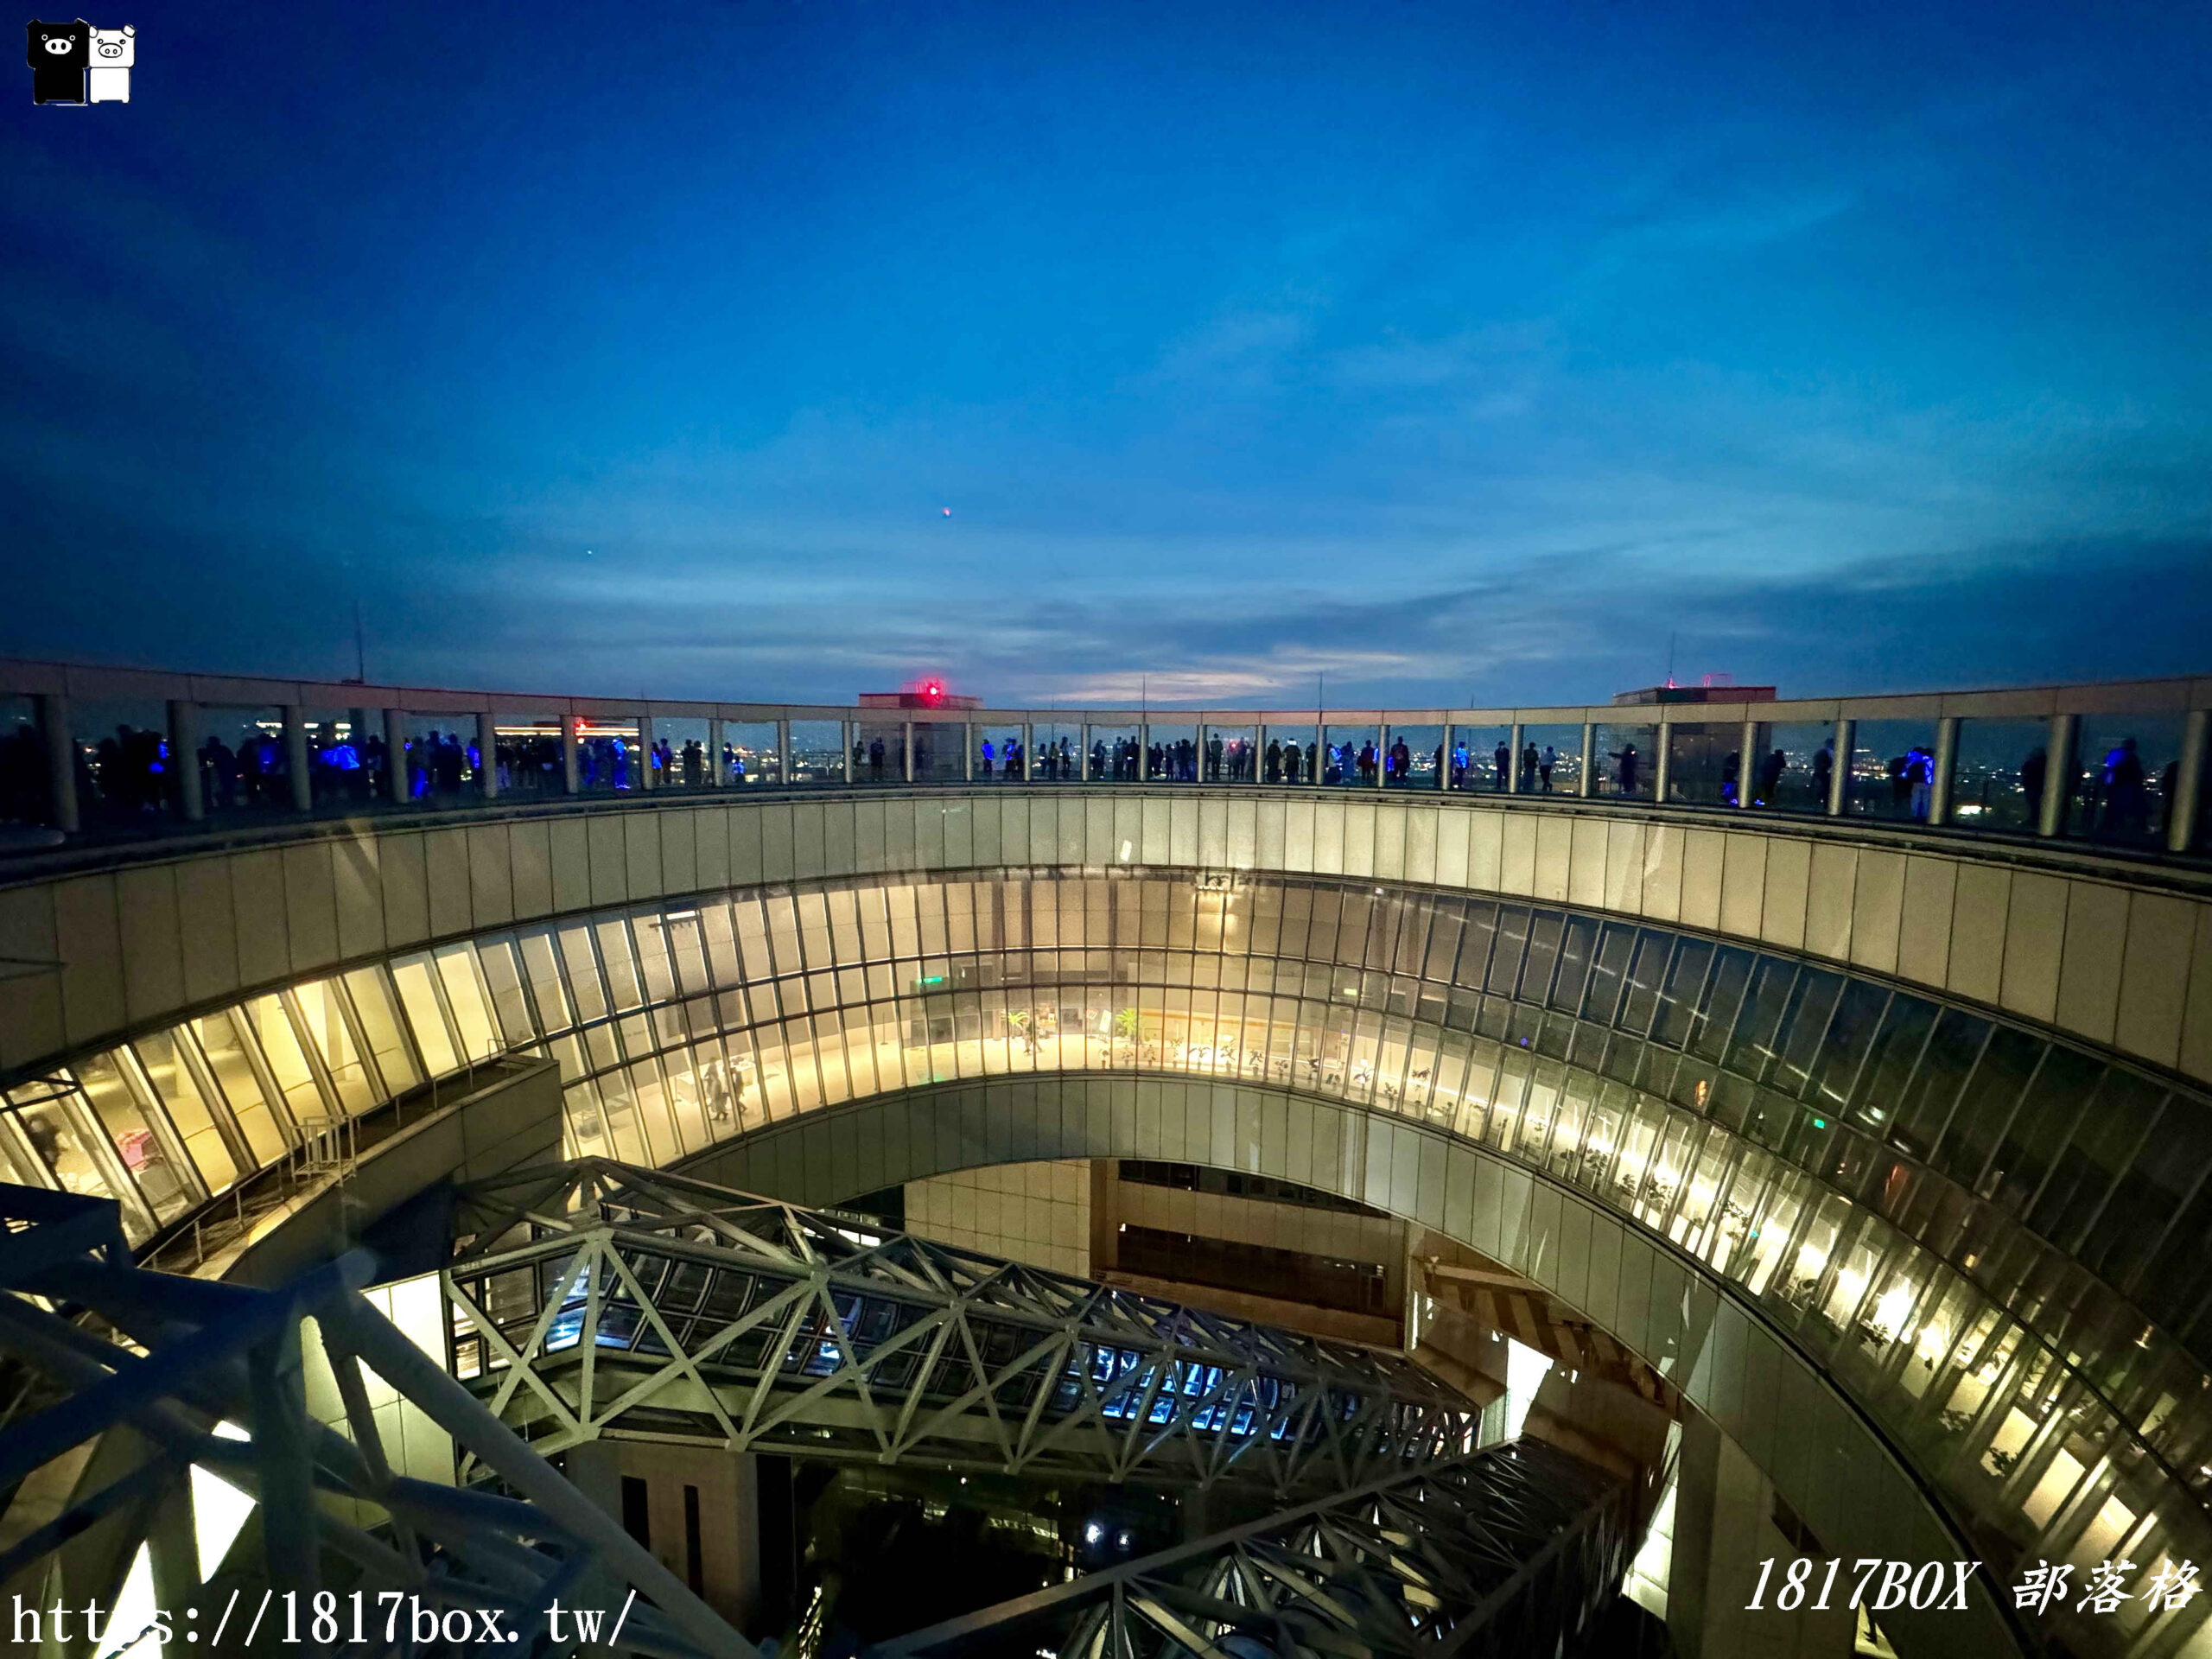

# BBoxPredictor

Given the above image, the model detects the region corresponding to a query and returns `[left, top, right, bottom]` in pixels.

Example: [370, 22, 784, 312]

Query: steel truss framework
[868, 1436, 1634, 1659]
[446, 1160, 1481, 1494]
[0, 1181, 753, 1659]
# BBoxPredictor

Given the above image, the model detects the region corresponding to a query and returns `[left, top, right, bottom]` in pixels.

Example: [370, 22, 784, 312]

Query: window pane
[391, 954, 461, 1077]
[75, 1052, 197, 1223]
[556, 924, 609, 1021]
[345, 968, 422, 1094]
[132, 1031, 238, 1193]
[9, 1084, 149, 1236]
[475, 938, 540, 1046]
[190, 1010, 292, 1162]
[435, 944, 499, 1065]
[247, 995, 330, 1126]
[517, 927, 576, 1031]
[291, 980, 378, 1116]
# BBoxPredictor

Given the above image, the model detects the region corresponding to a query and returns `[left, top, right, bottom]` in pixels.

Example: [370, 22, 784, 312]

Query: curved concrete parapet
[4, 785, 2209, 1084]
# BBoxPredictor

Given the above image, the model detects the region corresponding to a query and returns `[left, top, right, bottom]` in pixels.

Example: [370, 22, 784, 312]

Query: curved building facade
[4, 659, 2212, 1659]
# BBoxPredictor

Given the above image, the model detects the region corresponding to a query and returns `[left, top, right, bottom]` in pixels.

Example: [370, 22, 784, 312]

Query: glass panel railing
[787, 719, 845, 786]
[1450, 725, 1508, 793]
[721, 720, 779, 786]
[1845, 719, 1939, 823]
[1386, 723, 1442, 789]
[2071, 715, 2190, 848]
[1591, 722, 1656, 800]
[1205, 724, 1257, 782]
[0, 683, 2205, 882]
[1319, 724, 1377, 787]
[974, 723, 1023, 782]
[1519, 724, 1581, 796]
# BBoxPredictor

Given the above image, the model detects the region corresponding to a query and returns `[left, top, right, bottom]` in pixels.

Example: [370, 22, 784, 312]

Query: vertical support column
[1082, 721, 1094, 781]
[1314, 716, 1325, 787]
[1652, 718, 1672, 806]
[36, 693, 77, 833]
[1196, 721, 1209, 784]
[1929, 716, 1960, 826]
[1577, 719, 1596, 799]
[709, 717, 725, 787]
[2168, 709, 2208, 855]
[388, 709, 413, 804]
[776, 716, 792, 787]
[2039, 712, 2077, 838]
[963, 720, 976, 782]
[476, 711, 498, 798]
[638, 713, 656, 791]
[1506, 721, 1524, 795]
[1139, 717, 1150, 782]
[1021, 720, 1034, 784]
[560, 713, 581, 796]
[283, 704, 313, 813]
[1737, 714, 1760, 808]
[1375, 721, 1389, 788]
[902, 720, 915, 784]
[840, 719, 855, 784]
[168, 699, 204, 822]
[1827, 717, 1855, 817]
[1436, 721, 1452, 791]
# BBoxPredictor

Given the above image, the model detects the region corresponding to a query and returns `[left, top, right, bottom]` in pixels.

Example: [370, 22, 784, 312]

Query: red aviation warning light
[856, 678, 981, 711]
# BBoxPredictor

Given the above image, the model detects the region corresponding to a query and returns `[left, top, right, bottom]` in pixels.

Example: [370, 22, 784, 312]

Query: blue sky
[3, 0, 2208, 706]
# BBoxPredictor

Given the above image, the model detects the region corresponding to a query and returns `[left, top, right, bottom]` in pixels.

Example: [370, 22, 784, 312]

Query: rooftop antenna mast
[351, 598, 366, 684]
[1665, 632, 1677, 690]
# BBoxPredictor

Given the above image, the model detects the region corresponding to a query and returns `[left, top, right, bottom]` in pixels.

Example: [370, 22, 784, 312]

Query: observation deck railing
[1, 658, 2206, 866]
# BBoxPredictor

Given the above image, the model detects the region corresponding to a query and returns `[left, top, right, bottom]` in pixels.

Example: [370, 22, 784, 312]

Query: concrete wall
[673, 1071, 2031, 1659]
[566, 1440, 760, 1634]
[901, 1159, 1090, 1275]
[4, 789, 2209, 1090]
